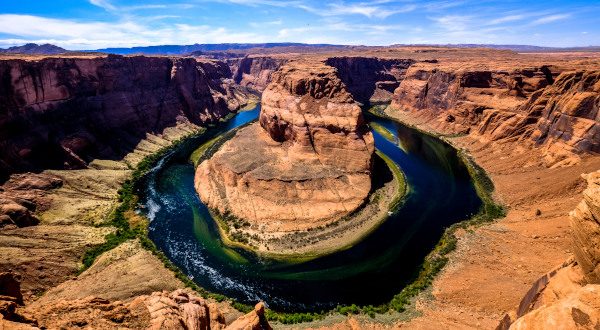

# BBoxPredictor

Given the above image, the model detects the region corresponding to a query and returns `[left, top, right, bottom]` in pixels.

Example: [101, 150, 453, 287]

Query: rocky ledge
[195, 61, 376, 249]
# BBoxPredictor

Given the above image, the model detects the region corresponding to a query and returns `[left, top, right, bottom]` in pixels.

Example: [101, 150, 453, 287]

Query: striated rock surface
[571, 170, 600, 283]
[390, 64, 599, 162]
[498, 170, 600, 329]
[526, 71, 600, 155]
[0, 55, 249, 181]
[195, 61, 374, 232]
[391, 64, 555, 136]
[509, 284, 600, 330]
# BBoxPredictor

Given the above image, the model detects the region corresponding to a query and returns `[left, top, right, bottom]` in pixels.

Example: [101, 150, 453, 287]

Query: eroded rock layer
[390, 64, 599, 162]
[571, 170, 600, 283]
[195, 61, 374, 232]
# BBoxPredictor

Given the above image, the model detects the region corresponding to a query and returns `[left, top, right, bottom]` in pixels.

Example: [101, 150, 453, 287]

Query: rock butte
[195, 61, 375, 232]
[0, 47, 599, 329]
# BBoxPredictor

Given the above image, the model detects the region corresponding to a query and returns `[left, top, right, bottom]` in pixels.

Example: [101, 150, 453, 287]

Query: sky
[0, 0, 598, 50]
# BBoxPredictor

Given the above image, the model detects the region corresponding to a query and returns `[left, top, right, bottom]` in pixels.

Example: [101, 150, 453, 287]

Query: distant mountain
[395, 44, 600, 52]
[93, 43, 347, 55]
[0, 43, 68, 55]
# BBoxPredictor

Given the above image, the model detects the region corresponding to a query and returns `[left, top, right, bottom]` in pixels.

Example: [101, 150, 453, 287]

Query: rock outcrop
[526, 71, 600, 155]
[8, 287, 270, 329]
[571, 171, 600, 283]
[498, 171, 600, 329]
[0, 55, 249, 181]
[0, 173, 62, 228]
[195, 61, 374, 232]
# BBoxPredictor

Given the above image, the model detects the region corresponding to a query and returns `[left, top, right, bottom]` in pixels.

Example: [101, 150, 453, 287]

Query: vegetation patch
[370, 121, 397, 143]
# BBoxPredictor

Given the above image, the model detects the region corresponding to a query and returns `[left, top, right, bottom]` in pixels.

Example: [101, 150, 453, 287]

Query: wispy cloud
[324, 3, 416, 18]
[89, 0, 116, 11]
[486, 14, 527, 25]
[531, 14, 571, 25]
[0, 14, 264, 49]
[431, 15, 473, 32]
[249, 19, 282, 28]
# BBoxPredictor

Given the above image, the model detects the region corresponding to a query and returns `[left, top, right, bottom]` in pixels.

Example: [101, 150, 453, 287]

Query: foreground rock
[496, 170, 600, 329]
[0, 173, 62, 229]
[195, 61, 374, 234]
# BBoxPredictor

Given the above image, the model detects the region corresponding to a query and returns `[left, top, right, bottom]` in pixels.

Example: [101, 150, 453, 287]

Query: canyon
[0, 47, 599, 329]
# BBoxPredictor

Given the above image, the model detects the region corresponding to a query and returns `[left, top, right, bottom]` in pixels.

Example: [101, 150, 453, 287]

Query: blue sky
[0, 0, 598, 49]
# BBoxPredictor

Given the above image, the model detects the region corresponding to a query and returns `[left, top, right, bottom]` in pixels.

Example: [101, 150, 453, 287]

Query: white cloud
[249, 19, 283, 28]
[531, 14, 571, 25]
[326, 3, 415, 18]
[431, 15, 473, 32]
[0, 14, 265, 49]
[89, 0, 117, 11]
[486, 14, 527, 25]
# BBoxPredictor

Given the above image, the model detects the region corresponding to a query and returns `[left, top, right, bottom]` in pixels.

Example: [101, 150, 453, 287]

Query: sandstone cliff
[389, 64, 599, 163]
[571, 171, 600, 283]
[195, 61, 374, 233]
[0, 55, 248, 181]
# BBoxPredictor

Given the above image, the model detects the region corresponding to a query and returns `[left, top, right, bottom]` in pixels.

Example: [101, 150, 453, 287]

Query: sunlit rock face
[195, 61, 374, 232]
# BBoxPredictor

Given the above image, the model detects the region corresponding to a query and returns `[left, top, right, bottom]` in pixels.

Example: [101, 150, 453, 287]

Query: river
[140, 105, 482, 312]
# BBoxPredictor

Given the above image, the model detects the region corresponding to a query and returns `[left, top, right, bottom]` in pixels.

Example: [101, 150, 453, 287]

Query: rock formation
[497, 171, 600, 329]
[195, 61, 374, 232]
[0, 173, 62, 228]
[1, 284, 271, 329]
[571, 171, 600, 283]
[0, 55, 249, 181]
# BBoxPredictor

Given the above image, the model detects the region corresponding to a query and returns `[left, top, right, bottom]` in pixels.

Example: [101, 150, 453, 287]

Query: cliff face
[231, 55, 287, 91]
[571, 171, 600, 283]
[0, 55, 246, 181]
[325, 57, 414, 104]
[390, 64, 599, 158]
[195, 61, 374, 232]
[527, 71, 600, 154]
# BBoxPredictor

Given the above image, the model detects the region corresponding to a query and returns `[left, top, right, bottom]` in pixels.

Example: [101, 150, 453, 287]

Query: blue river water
[141, 105, 482, 312]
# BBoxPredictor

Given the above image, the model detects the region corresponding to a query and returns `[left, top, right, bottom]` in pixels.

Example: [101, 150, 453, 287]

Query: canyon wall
[231, 55, 287, 91]
[325, 56, 414, 104]
[196, 61, 374, 231]
[390, 64, 599, 160]
[0, 55, 247, 181]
